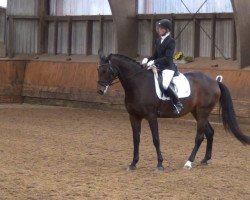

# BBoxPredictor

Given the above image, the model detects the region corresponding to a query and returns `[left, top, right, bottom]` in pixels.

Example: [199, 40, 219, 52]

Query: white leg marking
[184, 160, 192, 169]
[103, 86, 109, 94]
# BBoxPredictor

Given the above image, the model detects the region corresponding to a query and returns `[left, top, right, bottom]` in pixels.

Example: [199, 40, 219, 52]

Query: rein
[98, 62, 147, 86]
[125, 67, 148, 81]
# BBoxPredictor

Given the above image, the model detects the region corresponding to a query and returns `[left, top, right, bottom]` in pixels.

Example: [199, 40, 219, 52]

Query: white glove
[147, 60, 155, 67]
[141, 58, 148, 65]
[147, 63, 158, 78]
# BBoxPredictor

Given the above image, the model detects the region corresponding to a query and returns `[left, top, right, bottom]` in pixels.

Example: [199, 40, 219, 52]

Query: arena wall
[0, 59, 249, 117]
[22, 60, 124, 105]
[0, 60, 25, 102]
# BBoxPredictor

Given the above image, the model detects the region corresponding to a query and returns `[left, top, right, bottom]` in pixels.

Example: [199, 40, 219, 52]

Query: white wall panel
[14, 20, 38, 54]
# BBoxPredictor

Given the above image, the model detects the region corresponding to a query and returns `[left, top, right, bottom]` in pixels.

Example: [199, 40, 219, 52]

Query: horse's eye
[97, 67, 104, 73]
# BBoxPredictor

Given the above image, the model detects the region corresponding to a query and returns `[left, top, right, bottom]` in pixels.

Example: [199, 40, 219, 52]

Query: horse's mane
[108, 53, 142, 68]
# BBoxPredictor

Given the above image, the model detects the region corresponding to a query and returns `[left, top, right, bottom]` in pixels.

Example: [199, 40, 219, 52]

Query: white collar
[161, 32, 170, 43]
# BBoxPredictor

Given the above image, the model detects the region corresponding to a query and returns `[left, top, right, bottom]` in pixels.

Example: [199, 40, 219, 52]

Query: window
[138, 0, 233, 14]
[50, 0, 111, 16]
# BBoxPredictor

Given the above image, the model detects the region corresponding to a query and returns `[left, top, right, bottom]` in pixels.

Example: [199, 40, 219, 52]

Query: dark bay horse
[97, 50, 250, 171]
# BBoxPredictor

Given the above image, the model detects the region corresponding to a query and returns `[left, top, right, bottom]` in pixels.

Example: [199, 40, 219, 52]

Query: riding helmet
[156, 19, 172, 31]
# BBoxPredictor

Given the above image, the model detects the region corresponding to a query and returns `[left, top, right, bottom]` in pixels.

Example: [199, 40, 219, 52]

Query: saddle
[149, 65, 191, 100]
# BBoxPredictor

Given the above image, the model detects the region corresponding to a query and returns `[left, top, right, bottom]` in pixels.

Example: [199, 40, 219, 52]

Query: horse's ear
[98, 48, 105, 59]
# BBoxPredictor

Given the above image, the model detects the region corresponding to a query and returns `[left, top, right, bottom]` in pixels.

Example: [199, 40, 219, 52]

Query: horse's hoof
[155, 166, 164, 172]
[127, 165, 137, 171]
[201, 159, 208, 165]
[183, 161, 192, 170]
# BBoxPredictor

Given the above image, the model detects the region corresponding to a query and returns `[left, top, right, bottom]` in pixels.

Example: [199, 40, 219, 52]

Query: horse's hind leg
[201, 122, 214, 165]
[184, 109, 209, 169]
[128, 114, 142, 171]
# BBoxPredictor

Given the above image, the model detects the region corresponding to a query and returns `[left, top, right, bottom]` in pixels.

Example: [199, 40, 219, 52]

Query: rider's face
[158, 27, 168, 36]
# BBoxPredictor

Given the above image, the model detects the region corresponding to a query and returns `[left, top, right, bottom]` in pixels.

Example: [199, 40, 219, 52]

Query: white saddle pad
[153, 72, 191, 100]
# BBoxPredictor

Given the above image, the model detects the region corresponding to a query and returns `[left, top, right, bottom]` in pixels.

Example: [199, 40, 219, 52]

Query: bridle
[97, 60, 148, 87]
[97, 62, 119, 87]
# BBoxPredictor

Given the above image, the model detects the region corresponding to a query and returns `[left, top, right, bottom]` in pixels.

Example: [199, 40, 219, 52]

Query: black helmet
[156, 19, 172, 31]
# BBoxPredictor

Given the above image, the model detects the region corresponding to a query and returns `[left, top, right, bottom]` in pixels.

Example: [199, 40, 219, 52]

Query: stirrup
[173, 104, 181, 114]
[173, 102, 183, 115]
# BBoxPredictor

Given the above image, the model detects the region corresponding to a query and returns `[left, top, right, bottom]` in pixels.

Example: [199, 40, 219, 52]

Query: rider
[141, 19, 184, 115]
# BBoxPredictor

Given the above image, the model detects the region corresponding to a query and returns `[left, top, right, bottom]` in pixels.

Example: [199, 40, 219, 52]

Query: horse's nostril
[97, 90, 104, 95]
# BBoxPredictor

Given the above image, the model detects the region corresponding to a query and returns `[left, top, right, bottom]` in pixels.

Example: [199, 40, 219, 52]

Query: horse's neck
[116, 61, 140, 78]
[112, 58, 142, 92]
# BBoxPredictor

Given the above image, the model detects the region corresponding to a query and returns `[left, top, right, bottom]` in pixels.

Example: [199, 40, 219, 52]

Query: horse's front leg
[127, 114, 142, 171]
[147, 115, 164, 171]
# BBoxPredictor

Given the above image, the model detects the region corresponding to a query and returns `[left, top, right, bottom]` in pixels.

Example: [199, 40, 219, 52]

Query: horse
[97, 50, 250, 171]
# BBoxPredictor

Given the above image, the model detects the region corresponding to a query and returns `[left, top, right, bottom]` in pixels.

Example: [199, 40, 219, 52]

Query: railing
[5, 12, 236, 60]
[137, 13, 236, 59]
[7, 14, 114, 57]
[44, 15, 113, 55]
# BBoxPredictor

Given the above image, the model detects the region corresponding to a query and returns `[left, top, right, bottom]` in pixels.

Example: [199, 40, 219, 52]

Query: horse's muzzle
[97, 84, 109, 95]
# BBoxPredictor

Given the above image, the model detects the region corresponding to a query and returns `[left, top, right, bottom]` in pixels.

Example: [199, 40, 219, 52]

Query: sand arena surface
[0, 104, 249, 199]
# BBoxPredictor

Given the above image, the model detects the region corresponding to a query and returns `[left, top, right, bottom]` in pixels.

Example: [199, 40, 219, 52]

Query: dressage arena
[0, 103, 249, 199]
[1, 0, 250, 199]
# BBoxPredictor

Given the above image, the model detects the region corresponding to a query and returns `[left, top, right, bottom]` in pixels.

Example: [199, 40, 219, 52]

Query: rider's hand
[141, 58, 148, 65]
[147, 60, 154, 67]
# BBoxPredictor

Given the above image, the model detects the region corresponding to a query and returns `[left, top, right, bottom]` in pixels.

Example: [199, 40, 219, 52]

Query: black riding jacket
[149, 35, 177, 72]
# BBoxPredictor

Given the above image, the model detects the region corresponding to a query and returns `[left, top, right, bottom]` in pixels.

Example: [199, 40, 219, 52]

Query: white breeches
[162, 69, 175, 89]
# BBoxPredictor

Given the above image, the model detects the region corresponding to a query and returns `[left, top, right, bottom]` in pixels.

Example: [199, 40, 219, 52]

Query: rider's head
[156, 19, 172, 36]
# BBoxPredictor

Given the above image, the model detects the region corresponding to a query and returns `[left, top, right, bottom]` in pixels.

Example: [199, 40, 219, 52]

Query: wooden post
[38, 0, 50, 54]
[99, 16, 103, 51]
[43, 21, 49, 53]
[231, 0, 250, 68]
[171, 14, 175, 38]
[193, 18, 200, 58]
[150, 15, 157, 55]
[210, 14, 216, 60]
[38, 0, 43, 54]
[38, 16, 45, 54]
[86, 20, 93, 55]
[8, 16, 14, 58]
[231, 17, 237, 60]
[3, 8, 7, 56]
[53, 19, 58, 55]
[108, 0, 137, 57]
[67, 17, 72, 56]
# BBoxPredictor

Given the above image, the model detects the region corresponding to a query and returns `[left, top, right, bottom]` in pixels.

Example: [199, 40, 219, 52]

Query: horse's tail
[218, 81, 250, 145]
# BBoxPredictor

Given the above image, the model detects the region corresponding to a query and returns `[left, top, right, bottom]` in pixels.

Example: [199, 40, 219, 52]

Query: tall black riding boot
[165, 85, 184, 114]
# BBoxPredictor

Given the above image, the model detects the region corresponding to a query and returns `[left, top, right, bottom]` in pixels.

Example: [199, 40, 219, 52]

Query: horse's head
[97, 49, 118, 95]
